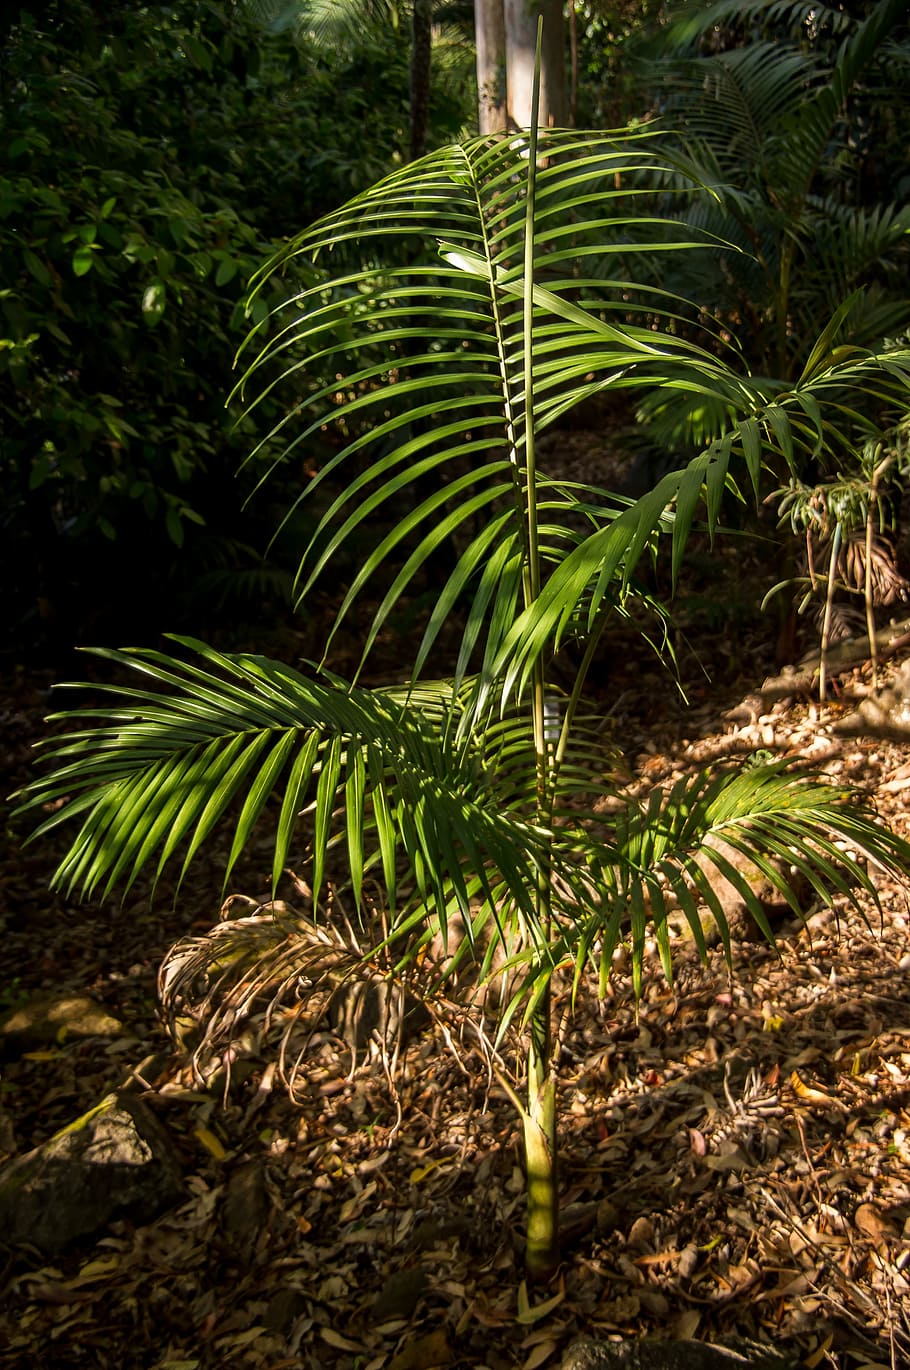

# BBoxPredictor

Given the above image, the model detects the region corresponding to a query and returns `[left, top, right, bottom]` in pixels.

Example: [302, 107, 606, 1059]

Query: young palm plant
[14, 68, 910, 1279]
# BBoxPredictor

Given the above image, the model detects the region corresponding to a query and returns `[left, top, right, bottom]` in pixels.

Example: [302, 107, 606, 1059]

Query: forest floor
[3, 509, 910, 1370]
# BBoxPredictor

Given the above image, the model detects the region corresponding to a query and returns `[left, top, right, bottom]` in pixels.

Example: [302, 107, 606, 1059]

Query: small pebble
[627, 1215, 654, 1250]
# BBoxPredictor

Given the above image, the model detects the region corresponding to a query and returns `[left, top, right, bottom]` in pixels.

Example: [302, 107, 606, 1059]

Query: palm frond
[643, 0, 856, 55]
[234, 127, 910, 708]
[13, 642, 612, 944]
[452, 754, 910, 1031]
[807, 202, 910, 303]
[12, 641, 555, 921]
[15, 650, 910, 1052]
[576, 760, 910, 996]
[33, 635, 906, 1030]
[660, 44, 820, 177]
[252, 0, 403, 46]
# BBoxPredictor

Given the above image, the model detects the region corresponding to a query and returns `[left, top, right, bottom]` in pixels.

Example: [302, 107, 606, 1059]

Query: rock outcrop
[0, 1091, 183, 1253]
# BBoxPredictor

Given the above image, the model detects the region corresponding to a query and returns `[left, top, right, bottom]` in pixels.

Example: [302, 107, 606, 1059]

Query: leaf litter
[4, 587, 910, 1369]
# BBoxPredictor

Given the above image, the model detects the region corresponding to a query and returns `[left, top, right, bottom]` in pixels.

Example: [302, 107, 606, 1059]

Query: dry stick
[886, 1280, 898, 1370]
[819, 523, 842, 703]
[865, 454, 896, 690]
[806, 524, 818, 591]
[792, 1108, 825, 1212]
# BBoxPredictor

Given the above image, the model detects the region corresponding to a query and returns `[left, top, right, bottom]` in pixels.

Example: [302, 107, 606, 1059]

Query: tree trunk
[474, 0, 507, 133]
[503, 0, 567, 129]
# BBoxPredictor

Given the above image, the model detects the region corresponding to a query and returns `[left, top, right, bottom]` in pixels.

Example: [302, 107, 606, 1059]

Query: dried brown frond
[814, 528, 910, 606]
[157, 896, 520, 1103]
[812, 600, 867, 644]
[158, 903, 361, 1088]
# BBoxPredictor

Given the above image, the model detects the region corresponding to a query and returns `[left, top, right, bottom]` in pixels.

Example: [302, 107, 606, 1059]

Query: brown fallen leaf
[854, 1202, 900, 1251]
[704, 1144, 752, 1172]
[789, 1071, 847, 1111]
[688, 1127, 707, 1157]
[373, 1267, 430, 1321]
[320, 1325, 369, 1352]
[388, 1328, 452, 1370]
[671, 1312, 702, 1345]
[517, 1278, 565, 1324]
[523, 1336, 560, 1369]
[626, 1216, 655, 1250]
[558, 1201, 599, 1247]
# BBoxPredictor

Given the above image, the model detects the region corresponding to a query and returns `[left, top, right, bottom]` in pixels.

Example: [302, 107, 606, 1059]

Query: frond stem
[549, 602, 612, 808]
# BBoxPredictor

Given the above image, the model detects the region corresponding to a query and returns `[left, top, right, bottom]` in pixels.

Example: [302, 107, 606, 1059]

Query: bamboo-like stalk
[520, 20, 559, 1282]
[523, 1013, 558, 1278]
[865, 484, 878, 690]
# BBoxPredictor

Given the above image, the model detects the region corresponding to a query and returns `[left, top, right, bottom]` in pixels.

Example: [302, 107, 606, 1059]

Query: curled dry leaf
[854, 1202, 900, 1250]
[788, 1071, 847, 1111]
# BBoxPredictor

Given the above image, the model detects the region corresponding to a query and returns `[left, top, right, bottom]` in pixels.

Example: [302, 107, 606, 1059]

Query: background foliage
[0, 0, 472, 655]
[2, 0, 909, 662]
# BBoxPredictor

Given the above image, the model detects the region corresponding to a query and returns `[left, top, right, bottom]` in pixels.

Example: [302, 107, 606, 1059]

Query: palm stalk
[517, 26, 559, 1280]
[818, 522, 842, 704]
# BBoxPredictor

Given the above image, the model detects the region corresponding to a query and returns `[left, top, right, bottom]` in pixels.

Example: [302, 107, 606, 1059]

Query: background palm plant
[614, 0, 910, 664]
[620, 0, 910, 454]
[14, 65, 910, 1279]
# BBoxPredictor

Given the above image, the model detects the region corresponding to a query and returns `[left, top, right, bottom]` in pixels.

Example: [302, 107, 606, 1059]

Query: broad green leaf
[142, 278, 166, 325]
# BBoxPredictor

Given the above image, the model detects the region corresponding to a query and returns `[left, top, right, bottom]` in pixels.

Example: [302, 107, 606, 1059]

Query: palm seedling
[768, 433, 910, 700]
[13, 55, 910, 1278]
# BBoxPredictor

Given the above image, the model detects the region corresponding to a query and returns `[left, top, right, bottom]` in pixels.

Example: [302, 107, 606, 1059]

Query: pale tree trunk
[474, 0, 507, 134]
[503, 0, 567, 129]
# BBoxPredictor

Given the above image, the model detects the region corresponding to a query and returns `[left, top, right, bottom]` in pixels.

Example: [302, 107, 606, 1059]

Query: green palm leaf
[38, 630, 904, 1025]
[565, 760, 910, 1002]
[235, 131, 736, 668]
[17, 643, 629, 938]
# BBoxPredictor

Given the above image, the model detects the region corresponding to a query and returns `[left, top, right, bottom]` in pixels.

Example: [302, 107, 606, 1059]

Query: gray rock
[0, 993, 122, 1055]
[560, 1339, 793, 1370]
[0, 1091, 184, 1253]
